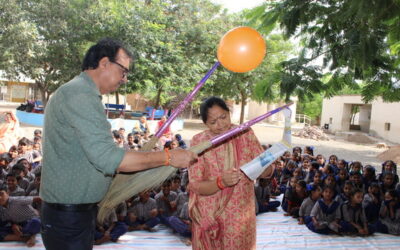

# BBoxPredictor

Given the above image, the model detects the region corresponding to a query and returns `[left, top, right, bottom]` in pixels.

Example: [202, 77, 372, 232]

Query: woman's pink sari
[189, 128, 263, 250]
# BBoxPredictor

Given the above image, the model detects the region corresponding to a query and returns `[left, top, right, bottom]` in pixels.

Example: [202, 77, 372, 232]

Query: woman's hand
[221, 168, 241, 187]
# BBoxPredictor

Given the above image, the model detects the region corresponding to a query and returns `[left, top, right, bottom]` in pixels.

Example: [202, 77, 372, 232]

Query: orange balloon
[217, 26, 266, 73]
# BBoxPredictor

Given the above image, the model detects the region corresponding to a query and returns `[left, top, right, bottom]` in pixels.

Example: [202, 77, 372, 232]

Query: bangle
[216, 176, 225, 190]
[164, 148, 171, 166]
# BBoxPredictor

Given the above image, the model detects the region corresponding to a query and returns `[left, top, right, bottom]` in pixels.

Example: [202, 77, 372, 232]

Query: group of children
[255, 145, 400, 236]
[1, 126, 399, 247]
[0, 129, 43, 247]
[94, 175, 191, 245]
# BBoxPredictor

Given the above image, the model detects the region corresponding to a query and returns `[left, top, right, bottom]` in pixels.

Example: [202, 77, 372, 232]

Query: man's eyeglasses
[111, 61, 129, 78]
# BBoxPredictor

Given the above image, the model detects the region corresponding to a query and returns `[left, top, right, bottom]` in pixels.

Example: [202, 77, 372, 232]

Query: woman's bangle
[216, 176, 225, 190]
[164, 148, 171, 166]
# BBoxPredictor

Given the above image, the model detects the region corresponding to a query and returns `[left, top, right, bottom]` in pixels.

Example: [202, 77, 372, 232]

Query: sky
[210, 0, 266, 13]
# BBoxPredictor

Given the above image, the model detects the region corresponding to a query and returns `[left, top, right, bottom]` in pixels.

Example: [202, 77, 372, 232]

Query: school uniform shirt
[175, 192, 188, 216]
[0, 169, 7, 182]
[41, 72, 125, 204]
[379, 201, 400, 234]
[304, 171, 315, 184]
[310, 199, 341, 227]
[335, 193, 349, 205]
[25, 172, 35, 182]
[0, 197, 38, 223]
[341, 202, 367, 227]
[254, 185, 271, 204]
[128, 198, 157, 221]
[299, 197, 317, 217]
[155, 191, 177, 216]
[179, 202, 190, 221]
[7, 186, 26, 197]
[362, 193, 381, 208]
[28, 189, 41, 212]
[18, 177, 30, 191]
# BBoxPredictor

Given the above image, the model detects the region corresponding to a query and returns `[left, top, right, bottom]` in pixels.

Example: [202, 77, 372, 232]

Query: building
[321, 95, 400, 144]
[230, 98, 298, 124]
[0, 80, 37, 103]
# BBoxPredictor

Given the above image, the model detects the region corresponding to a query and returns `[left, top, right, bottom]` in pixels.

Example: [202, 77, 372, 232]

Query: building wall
[369, 101, 400, 143]
[0, 81, 37, 103]
[230, 99, 297, 124]
[359, 105, 371, 133]
[321, 95, 400, 144]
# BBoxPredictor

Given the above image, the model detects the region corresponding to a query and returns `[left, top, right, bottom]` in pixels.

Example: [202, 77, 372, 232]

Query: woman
[188, 97, 269, 250]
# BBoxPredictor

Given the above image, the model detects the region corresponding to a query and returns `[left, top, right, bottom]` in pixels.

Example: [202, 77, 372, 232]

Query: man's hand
[169, 149, 197, 168]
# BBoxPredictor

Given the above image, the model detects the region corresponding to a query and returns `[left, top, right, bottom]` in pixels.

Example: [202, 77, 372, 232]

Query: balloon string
[154, 61, 221, 138]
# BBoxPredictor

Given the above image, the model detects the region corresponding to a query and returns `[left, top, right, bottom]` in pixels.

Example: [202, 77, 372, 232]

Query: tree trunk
[239, 90, 247, 124]
[155, 87, 163, 108]
[36, 83, 48, 107]
[115, 92, 119, 104]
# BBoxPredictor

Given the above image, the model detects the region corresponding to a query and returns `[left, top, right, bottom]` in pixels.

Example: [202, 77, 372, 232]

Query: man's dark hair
[81, 38, 133, 71]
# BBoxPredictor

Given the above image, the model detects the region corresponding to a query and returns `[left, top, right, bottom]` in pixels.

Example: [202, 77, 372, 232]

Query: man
[40, 38, 197, 250]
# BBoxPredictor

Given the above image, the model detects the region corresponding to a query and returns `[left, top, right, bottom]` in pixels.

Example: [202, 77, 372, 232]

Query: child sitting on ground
[307, 186, 341, 234]
[335, 180, 353, 205]
[126, 191, 160, 232]
[336, 168, 348, 193]
[362, 182, 381, 223]
[0, 187, 41, 247]
[94, 207, 128, 245]
[167, 182, 192, 246]
[375, 190, 400, 235]
[255, 178, 281, 214]
[5, 174, 25, 196]
[339, 189, 374, 236]
[380, 172, 397, 195]
[284, 180, 307, 218]
[299, 184, 322, 225]
[156, 180, 178, 226]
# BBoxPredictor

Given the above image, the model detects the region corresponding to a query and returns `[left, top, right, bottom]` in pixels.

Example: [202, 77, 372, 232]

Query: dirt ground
[17, 118, 395, 172]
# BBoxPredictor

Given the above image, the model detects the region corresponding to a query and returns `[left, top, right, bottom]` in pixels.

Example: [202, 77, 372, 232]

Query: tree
[246, 0, 400, 103]
[0, 0, 98, 106]
[112, 0, 232, 108]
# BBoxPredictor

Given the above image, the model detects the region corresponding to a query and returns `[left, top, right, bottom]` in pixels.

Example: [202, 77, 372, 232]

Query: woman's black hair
[81, 38, 133, 71]
[200, 96, 229, 123]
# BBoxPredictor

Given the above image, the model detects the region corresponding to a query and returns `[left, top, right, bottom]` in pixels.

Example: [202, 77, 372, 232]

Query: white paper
[241, 142, 289, 180]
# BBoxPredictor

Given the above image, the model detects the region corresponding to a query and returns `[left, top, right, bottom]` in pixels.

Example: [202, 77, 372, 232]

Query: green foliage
[247, 0, 400, 102]
[0, 0, 98, 104]
[0, 0, 296, 117]
[297, 94, 322, 122]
